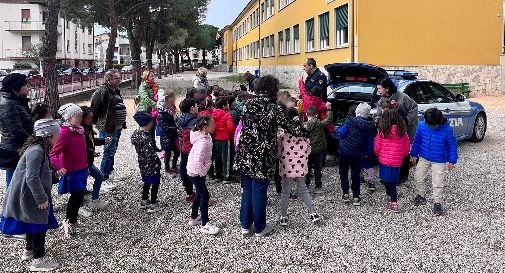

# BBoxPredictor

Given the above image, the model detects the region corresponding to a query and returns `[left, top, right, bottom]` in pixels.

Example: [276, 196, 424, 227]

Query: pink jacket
[299, 80, 335, 134]
[187, 130, 213, 177]
[278, 130, 311, 178]
[234, 120, 243, 149]
[50, 125, 88, 172]
[374, 125, 411, 167]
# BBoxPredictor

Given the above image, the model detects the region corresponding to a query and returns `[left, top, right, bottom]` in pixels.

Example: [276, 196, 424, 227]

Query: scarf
[146, 79, 159, 101]
[63, 122, 85, 135]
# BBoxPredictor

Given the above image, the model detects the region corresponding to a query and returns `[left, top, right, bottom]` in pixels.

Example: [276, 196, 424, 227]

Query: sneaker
[21, 250, 34, 261]
[29, 256, 59, 272]
[2, 234, 26, 241]
[87, 199, 109, 210]
[342, 194, 351, 204]
[368, 182, 376, 193]
[255, 224, 273, 237]
[140, 200, 149, 209]
[413, 195, 427, 206]
[185, 193, 196, 203]
[353, 197, 361, 206]
[279, 217, 288, 226]
[147, 203, 162, 214]
[62, 219, 75, 238]
[78, 206, 93, 218]
[310, 213, 321, 223]
[199, 223, 220, 235]
[314, 187, 325, 194]
[241, 228, 251, 236]
[188, 217, 202, 226]
[101, 181, 117, 192]
[433, 203, 444, 216]
[390, 202, 399, 213]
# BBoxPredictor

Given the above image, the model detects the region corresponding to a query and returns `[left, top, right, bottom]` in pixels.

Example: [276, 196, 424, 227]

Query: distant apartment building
[0, 0, 95, 70]
[94, 33, 160, 67]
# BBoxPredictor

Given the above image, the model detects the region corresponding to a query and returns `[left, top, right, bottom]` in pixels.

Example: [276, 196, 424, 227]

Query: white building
[0, 0, 95, 70]
[94, 33, 160, 67]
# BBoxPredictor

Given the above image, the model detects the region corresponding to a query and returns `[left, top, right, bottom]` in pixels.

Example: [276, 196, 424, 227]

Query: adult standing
[137, 70, 160, 151]
[377, 78, 419, 183]
[193, 67, 210, 93]
[90, 70, 125, 190]
[235, 75, 307, 237]
[243, 71, 258, 93]
[303, 58, 328, 102]
[0, 73, 33, 187]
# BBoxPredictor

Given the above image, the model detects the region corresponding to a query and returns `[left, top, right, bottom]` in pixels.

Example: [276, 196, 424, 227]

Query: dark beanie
[133, 111, 152, 127]
[1, 73, 28, 93]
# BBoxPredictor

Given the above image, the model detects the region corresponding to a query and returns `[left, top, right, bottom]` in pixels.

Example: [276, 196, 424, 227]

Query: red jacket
[198, 108, 213, 118]
[299, 80, 335, 134]
[50, 125, 88, 172]
[374, 125, 411, 167]
[212, 108, 235, 141]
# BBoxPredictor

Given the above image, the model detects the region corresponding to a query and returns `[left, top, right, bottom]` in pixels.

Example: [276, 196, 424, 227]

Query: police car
[325, 63, 487, 142]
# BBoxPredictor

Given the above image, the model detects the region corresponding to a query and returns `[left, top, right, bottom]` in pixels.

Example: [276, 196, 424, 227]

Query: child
[278, 108, 320, 226]
[131, 111, 162, 214]
[81, 106, 112, 210]
[198, 98, 214, 118]
[286, 97, 298, 110]
[0, 119, 61, 271]
[176, 98, 198, 202]
[211, 97, 236, 182]
[186, 116, 220, 235]
[31, 103, 52, 121]
[410, 108, 458, 216]
[374, 109, 411, 212]
[50, 103, 88, 237]
[337, 103, 376, 206]
[158, 90, 180, 174]
[304, 104, 333, 193]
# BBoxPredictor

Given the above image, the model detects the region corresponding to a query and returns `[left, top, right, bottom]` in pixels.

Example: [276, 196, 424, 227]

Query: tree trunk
[202, 49, 206, 65]
[173, 50, 180, 73]
[40, 0, 61, 117]
[127, 15, 147, 89]
[105, 0, 118, 70]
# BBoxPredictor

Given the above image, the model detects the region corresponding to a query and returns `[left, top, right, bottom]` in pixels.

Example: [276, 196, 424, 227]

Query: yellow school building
[221, 0, 505, 95]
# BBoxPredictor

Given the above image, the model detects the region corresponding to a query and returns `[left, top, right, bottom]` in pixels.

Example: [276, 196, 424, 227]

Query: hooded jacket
[212, 108, 235, 141]
[0, 92, 33, 151]
[176, 113, 198, 154]
[374, 125, 411, 167]
[338, 116, 376, 160]
[305, 110, 333, 155]
[410, 119, 458, 164]
[131, 129, 161, 177]
[50, 125, 88, 173]
[186, 130, 213, 177]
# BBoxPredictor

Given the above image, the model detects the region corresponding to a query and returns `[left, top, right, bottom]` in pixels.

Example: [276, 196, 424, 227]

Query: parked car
[325, 63, 487, 143]
[0, 70, 8, 81]
[11, 69, 43, 88]
[121, 65, 133, 72]
[81, 67, 95, 75]
[61, 67, 82, 75]
[95, 67, 106, 74]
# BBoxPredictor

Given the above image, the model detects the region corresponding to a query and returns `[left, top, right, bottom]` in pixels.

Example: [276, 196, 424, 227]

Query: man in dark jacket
[243, 71, 258, 93]
[90, 70, 126, 186]
[0, 73, 33, 186]
[303, 58, 328, 102]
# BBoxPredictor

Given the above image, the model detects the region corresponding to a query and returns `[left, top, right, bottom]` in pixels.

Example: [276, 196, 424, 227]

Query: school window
[269, 0, 275, 16]
[261, 3, 265, 21]
[305, 18, 314, 51]
[256, 8, 260, 25]
[293, 24, 300, 53]
[66, 40, 70, 52]
[266, 0, 271, 18]
[278, 31, 284, 55]
[88, 44, 92, 54]
[279, 0, 295, 10]
[262, 38, 266, 57]
[335, 4, 349, 47]
[256, 41, 260, 58]
[269, 34, 275, 56]
[21, 36, 31, 51]
[285, 28, 291, 54]
[318, 12, 330, 49]
[21, 9, 30, 22]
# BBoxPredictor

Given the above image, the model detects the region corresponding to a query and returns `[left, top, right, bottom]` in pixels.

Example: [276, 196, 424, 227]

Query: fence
[28, 71, 133, 106]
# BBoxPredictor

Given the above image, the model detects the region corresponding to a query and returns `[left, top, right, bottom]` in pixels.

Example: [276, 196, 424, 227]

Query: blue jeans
[5, 168, 14, 188]
[190, 176, 209, 226]
[339, 153, 362, 198]
[99, 129, 122, 180]
[89, 165, 104, 200]
[240, 175, 269, 233]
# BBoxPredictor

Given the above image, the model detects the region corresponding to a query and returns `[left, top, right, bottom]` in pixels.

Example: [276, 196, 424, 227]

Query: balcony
[5, 21, 45, 32]
[3, 49, 27, 59]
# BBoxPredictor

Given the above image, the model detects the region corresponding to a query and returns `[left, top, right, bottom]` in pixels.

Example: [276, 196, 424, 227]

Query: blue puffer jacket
[338, 116, 376, 160]
[410, 119, 458, 164]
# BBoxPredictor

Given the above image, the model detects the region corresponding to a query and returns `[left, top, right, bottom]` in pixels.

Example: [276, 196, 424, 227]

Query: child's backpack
[177, 127, 193, 154]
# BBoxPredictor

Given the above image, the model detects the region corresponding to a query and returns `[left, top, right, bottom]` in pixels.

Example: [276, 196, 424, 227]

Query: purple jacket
[187, 130, 213, 177]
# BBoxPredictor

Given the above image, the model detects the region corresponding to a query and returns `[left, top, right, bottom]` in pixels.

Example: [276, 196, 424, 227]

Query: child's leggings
[26, 232, 47, 259]
[67, 191, 85, 224]
[280, 177, 316, 217]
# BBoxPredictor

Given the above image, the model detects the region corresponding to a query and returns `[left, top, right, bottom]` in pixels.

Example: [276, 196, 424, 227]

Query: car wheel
[470, 112, 486, 142]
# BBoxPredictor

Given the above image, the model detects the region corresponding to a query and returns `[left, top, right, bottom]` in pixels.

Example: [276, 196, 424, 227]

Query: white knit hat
[34, 119, 60, 137]
[58, 103, 82, 121]
[355, 102, 371, 118]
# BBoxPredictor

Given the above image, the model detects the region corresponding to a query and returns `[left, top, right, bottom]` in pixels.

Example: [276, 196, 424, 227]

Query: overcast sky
[204, 0, 249, 28]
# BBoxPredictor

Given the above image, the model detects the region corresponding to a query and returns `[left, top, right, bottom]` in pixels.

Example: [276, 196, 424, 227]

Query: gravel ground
[1, 76, 504, 272]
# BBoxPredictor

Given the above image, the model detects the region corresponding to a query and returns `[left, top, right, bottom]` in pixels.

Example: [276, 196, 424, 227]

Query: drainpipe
[258, 0, 261, 75]
[351, 0, 355, 62]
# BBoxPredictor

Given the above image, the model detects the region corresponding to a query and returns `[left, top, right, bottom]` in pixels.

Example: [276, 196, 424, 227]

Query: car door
[418, 82, 470, 138]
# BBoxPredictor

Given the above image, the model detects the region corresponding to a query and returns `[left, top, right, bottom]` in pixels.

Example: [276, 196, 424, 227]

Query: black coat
[158, 110, 177, 152]
[304, 68, 328, 101]
[0, 92, 33, 150]
[84, 126, 105, 167]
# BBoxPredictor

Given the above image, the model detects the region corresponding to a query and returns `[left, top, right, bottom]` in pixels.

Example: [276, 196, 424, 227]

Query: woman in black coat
[0, 73, 33, 186]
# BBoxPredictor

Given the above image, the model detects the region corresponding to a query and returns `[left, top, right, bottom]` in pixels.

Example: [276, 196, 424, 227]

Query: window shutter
[306, 19, 314, 41]
[21, 9, 31, 18]
[335, 4, 349, 29]
[319, 12, 329, 39]
[294, 25, 299, 40]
